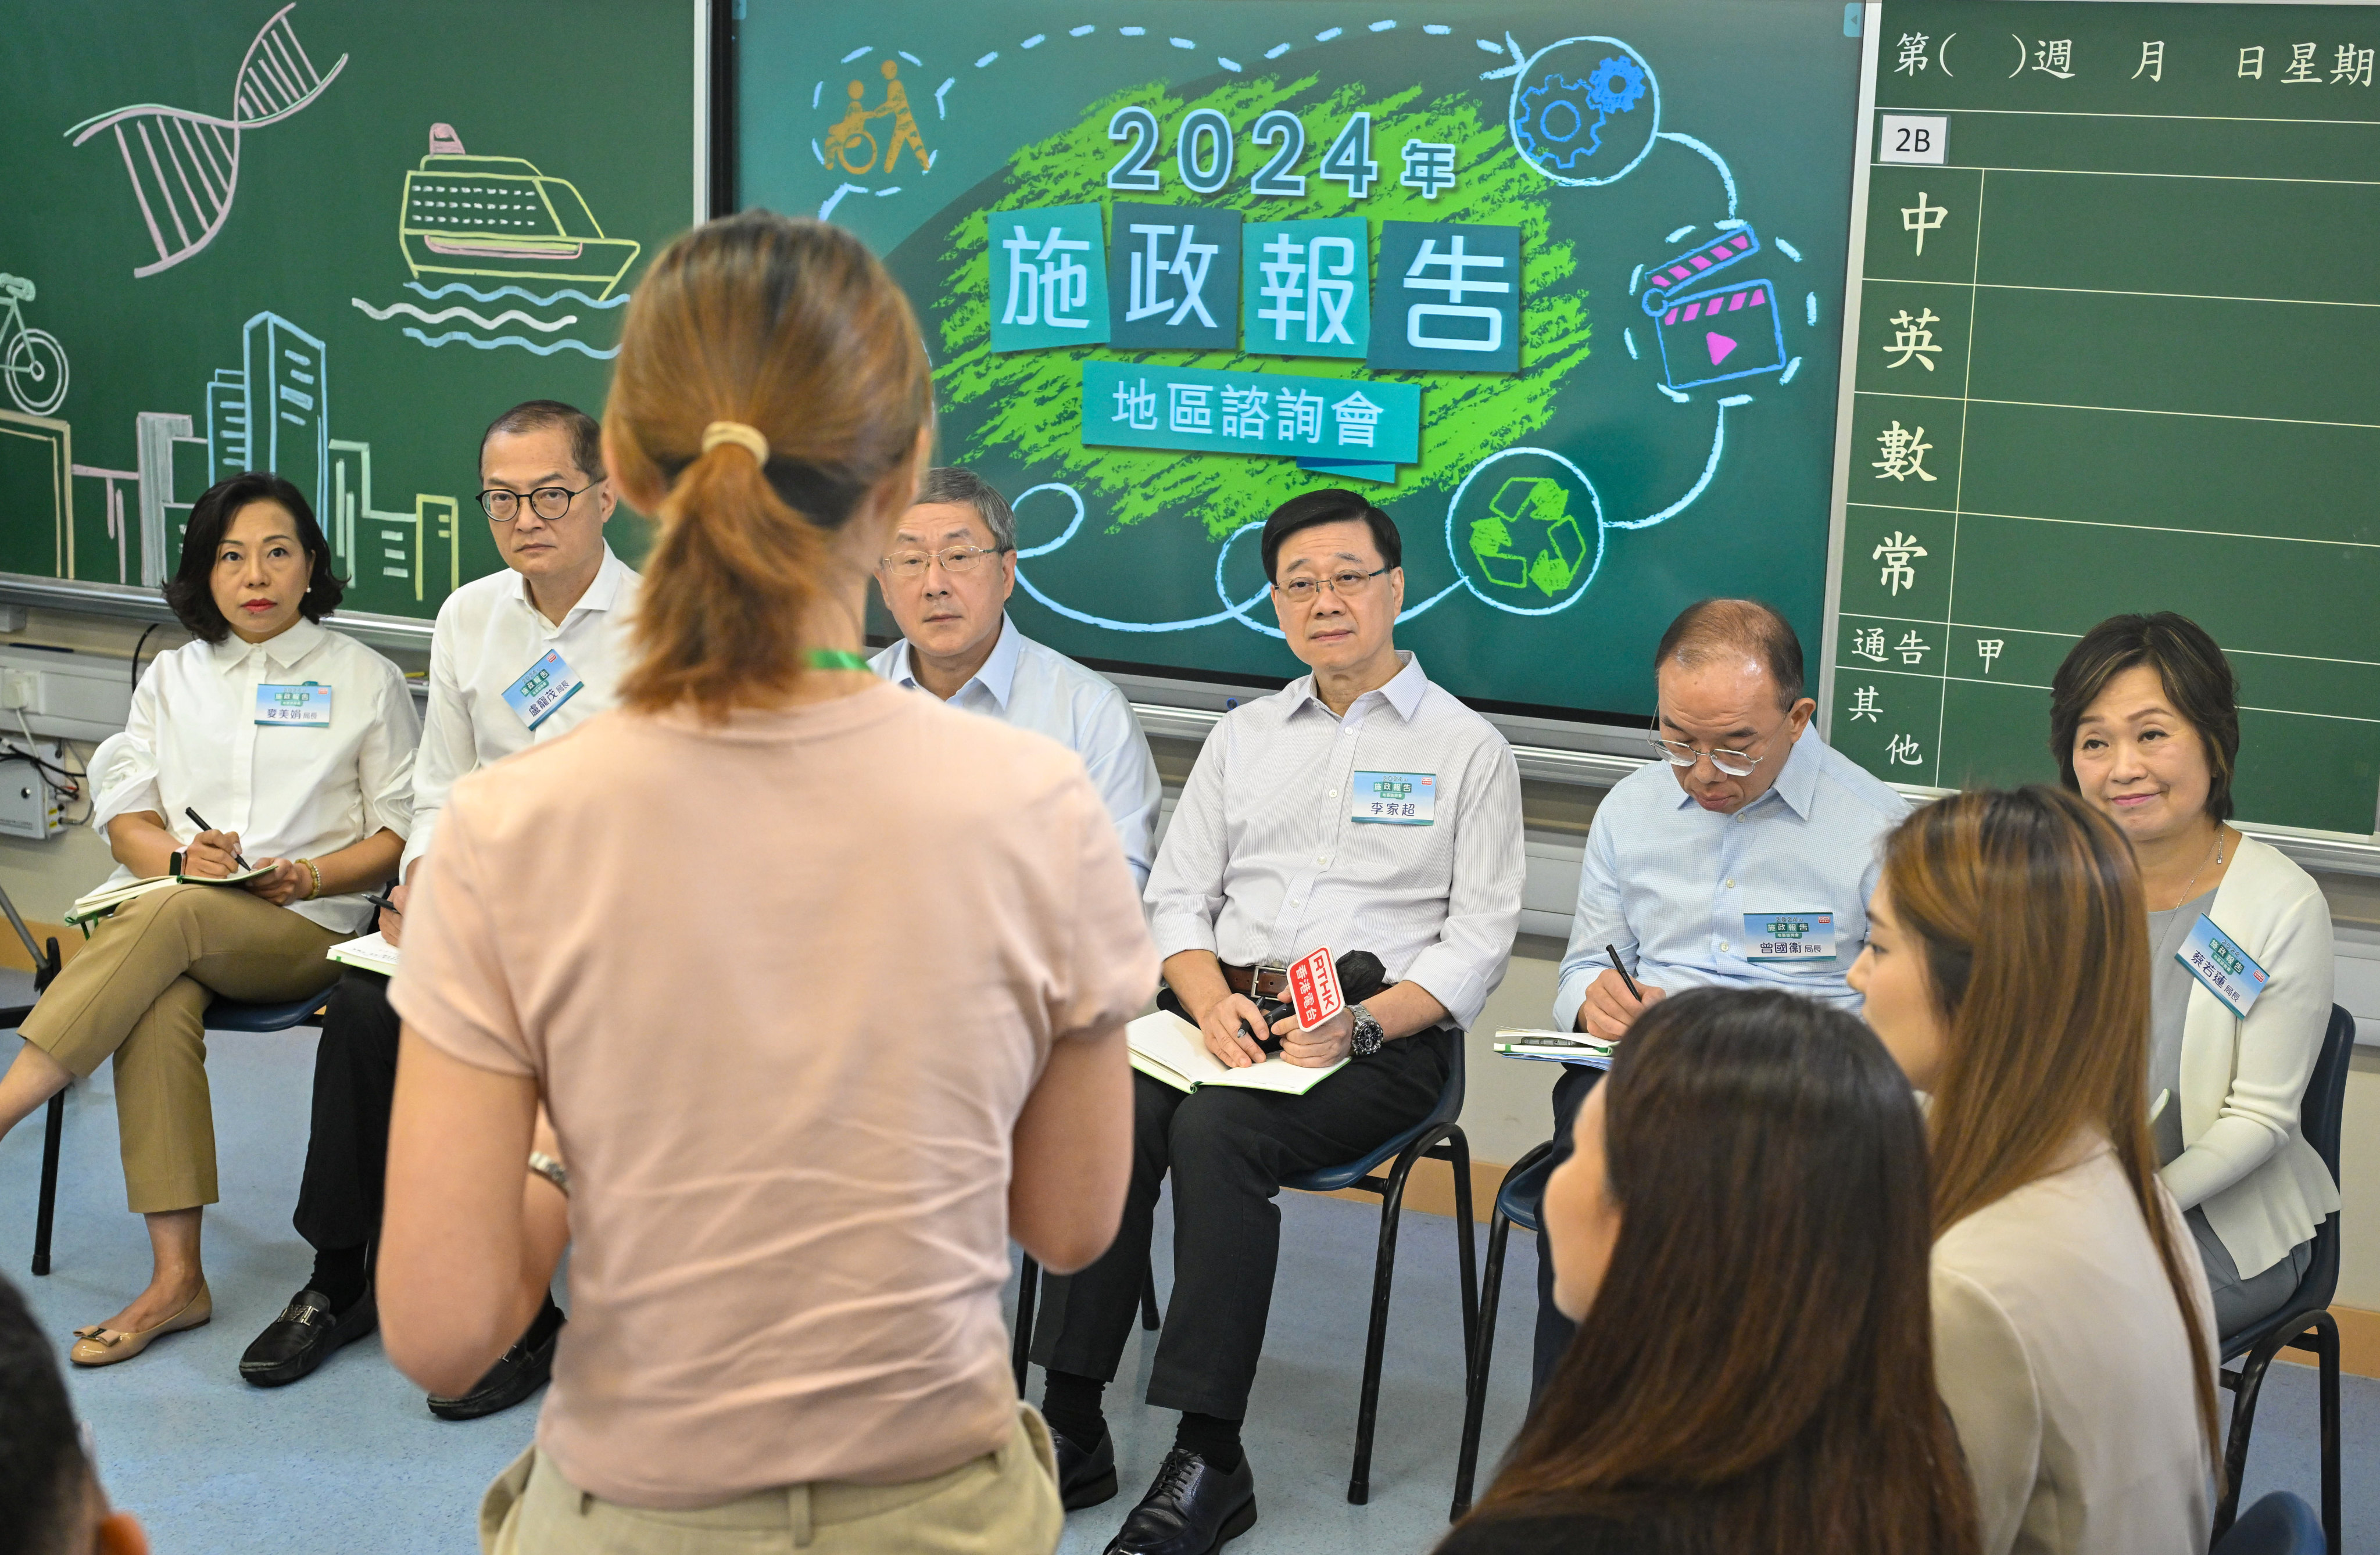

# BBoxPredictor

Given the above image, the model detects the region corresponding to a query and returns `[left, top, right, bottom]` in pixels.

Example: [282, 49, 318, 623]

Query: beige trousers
[20, 883, 344, 1212]
[479, 1408, 1063, 1555]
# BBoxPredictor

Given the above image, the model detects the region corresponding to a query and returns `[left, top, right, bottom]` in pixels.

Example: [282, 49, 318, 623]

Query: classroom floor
[0, 977, 2370, 1554]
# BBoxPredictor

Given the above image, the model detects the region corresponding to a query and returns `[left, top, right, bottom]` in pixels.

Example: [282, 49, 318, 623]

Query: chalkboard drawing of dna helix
[65, 4, 348, 278]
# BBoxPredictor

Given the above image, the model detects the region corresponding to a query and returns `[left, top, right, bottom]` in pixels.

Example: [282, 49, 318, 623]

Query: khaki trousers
[20, 884, 343, 1212]
[479, 1408, 1063, 1555]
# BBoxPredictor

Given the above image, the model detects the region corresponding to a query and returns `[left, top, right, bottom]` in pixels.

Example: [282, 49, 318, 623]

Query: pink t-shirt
[391, 683, 1157, 1508]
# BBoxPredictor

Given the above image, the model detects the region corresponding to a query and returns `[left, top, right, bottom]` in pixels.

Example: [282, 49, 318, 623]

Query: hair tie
[700, 421, 771, 463]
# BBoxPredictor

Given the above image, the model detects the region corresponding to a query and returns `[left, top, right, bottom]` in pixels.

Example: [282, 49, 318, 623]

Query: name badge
[1351, 770, 1435, 825]
[502, 648, 584, 731]
[2179, 914, 2270, 1019]
[1742, 911, 1837, 962]
[255, 681, 332, 728]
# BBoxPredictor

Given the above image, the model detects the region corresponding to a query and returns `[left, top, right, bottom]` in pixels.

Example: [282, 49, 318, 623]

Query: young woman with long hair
[374, 212, 1155, 1553]
[1851, 785, 2221, 1554]
[1445, 986, 1978, 1555]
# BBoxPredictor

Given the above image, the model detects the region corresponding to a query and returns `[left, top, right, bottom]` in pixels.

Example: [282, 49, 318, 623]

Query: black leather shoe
[1051, 1424, 1119, 1510]
[427, 1299, 564, 1421]
[1102, 1447, 1256, 1555]
[239, 1288, 377, 1388]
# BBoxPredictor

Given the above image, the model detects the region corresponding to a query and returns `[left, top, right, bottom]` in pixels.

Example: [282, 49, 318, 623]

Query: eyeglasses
[1274, 566, 1388, 604]
[878, 544, 1011, 579]
[1647, 721, 1774, 779]
[477, 482, 596, 523]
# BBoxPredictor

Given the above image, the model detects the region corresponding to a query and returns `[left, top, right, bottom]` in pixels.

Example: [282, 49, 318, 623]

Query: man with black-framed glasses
[869, 465, 1160, 884]
[1529, 597, 1906, 1396]
[240, 400, 636, 1414]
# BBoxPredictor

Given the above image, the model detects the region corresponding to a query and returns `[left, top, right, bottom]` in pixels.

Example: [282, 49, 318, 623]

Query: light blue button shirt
[1553, 726, 1910, 1030]
[872, 615, 1163, 887]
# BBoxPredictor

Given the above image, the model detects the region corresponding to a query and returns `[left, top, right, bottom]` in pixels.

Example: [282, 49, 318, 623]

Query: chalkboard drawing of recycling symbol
[1514, 48, 1652, 185]
[1469, 477, 1591, 599]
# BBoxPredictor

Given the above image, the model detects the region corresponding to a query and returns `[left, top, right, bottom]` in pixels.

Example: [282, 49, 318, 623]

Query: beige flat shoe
[70, 1282, 212, 1367]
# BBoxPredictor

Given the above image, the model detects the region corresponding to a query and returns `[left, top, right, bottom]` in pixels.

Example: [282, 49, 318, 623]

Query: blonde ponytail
[605, 213, 932, 719]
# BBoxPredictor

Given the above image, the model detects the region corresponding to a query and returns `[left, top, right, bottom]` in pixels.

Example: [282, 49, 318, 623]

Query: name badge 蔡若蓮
[2178, 914, 2270, 1019]
[1350, 770, 1435, 825]
[255, 682, 332, 728]
[1742, 911, 1837, 962]
[502, 649, 585, 731]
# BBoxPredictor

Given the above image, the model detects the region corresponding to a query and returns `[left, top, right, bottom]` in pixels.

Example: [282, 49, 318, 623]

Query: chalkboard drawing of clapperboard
[1640, 227, 1786, 393]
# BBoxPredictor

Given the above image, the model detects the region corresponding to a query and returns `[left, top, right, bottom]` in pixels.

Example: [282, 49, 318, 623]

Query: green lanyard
[807, 649, 872, 672]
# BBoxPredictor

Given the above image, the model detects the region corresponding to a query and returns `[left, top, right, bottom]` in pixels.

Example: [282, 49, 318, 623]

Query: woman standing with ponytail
[1850, 787, 2220, 1555]
[372, 213, 1156, 1553]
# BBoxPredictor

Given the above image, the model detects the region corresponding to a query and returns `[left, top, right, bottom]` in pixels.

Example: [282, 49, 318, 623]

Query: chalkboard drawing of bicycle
[824, 60, 931, 177]
[0, 276, 69, 417]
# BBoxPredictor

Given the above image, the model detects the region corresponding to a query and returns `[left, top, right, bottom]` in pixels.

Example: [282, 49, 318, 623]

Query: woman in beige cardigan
[2053, 612, 2338, 1336]
[1850, 787, 2219, 1555]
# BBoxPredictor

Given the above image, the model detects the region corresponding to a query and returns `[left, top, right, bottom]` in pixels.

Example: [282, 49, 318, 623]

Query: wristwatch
[1347, 1002, 1385, 1059]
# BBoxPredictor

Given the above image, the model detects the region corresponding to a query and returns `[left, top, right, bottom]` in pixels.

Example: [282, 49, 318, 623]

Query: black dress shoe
[238, 1288, 377, 1388]
[427, 1299, 564, 1421]
[1051, 1424, 1119, 1510]
[1102, 1447, 1256, 1555]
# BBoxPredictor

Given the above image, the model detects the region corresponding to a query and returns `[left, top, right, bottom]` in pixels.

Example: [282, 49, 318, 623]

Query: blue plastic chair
[2210, 1005, 2354, 1554]
[1448, 1136, 1557, 1518]
[1279, 1037, 1477, 1506]
[2213, 1491, 2325, 1555]
[19, 970, 330, 1275]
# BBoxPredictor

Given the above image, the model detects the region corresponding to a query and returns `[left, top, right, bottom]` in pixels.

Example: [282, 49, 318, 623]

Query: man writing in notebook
[869, 466, 1162, 885]
[1529, 599, 1906, 1396]
[238, 401, 639, 1415]
[1032, 489, 1525, 1555]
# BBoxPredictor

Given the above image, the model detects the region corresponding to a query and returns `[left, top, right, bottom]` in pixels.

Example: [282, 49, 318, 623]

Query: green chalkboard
[0, 1, 700, 621]
[1830, 1, 2380, 837]
[739, 0, 1865, 723]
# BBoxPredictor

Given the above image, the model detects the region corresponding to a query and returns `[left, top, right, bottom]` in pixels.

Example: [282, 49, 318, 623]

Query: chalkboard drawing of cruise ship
[398, 124, 641, 299]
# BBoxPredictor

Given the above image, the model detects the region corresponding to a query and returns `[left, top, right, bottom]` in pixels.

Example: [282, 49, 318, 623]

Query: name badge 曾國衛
[1350, 770, 1435, 825]
[255, 682, 332, 728]
[503, 648, 585, 731]
[1742, 911, 1836, 962]
[2179, 913, 2270, 1019]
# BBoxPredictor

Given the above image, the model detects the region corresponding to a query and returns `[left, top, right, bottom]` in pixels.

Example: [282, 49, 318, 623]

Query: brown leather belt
[1220, 962, 1290, 999]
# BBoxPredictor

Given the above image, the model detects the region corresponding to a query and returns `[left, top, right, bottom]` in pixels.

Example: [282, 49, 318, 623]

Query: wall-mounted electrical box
[0, 742, 69, 840]
[0, 649, 136, 744]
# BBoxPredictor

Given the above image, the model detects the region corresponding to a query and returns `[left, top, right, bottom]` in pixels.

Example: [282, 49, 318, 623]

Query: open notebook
[65, 864, 281, 927]
[1126, 1010, 1348, 1097]
[1493, 1029, 1616, 1070]
[326, 931, 400, 975]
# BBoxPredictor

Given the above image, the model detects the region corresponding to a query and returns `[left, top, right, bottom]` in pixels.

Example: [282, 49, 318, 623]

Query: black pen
[1605, 944, 1643, 1002]
[361, 892, 401, 916]
[184, 807, 249, 869]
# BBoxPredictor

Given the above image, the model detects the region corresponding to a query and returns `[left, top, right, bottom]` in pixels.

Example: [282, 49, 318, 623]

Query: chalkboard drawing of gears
[1469, 476, 1591, 597]
[1509, 38, 1659, 187]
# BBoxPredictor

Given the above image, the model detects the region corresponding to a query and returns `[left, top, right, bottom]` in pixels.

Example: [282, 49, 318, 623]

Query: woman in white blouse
[0, 472, 417, 1367]
[2053, 613, 2338, 1337]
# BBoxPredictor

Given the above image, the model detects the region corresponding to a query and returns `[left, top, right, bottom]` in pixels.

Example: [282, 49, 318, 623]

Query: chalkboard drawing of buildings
[203, 313, 328, 523]
[66, 4, 348, 278]
[1470, 476, 1589, 597]
[325, 442, 460, 609]
[399, 126, 642, 300]
[0, 412, 75, 578]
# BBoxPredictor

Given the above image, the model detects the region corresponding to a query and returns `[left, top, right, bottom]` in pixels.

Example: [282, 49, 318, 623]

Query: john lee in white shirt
[869, 468, 1161, 887]
[241, 401, 635, 1409]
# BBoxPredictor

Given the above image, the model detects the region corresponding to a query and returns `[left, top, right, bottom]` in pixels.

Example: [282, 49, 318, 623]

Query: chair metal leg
[1451, 1205, 1514, 1521]
[1448, 1129, 1479, 1368]
[1012, 1253, 1040, 1396]
[31, 1092, 63, 1277]
[2310, 1312, 2342, 1555]
[1141, 1255, 1161, 1331]
[1345, 1123, 1451, 1506]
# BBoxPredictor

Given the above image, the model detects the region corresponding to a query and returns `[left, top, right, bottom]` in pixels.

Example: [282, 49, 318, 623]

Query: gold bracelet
[300, 858, 321, 900]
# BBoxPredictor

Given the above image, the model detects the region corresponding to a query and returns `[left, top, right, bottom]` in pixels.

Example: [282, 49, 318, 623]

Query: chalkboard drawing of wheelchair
[0, 275, 70, 418]
[1470, 476, 1590, 597]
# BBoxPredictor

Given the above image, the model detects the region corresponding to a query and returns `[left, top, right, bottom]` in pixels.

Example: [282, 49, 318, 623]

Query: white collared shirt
[88, 617, 420, 931]
[404, 547, 640, 877]
[1144, 652, 1524, 1029]
[872, 614, 1161, 887]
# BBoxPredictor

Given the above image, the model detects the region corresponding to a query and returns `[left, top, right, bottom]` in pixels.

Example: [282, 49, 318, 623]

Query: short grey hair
[913, 466, 1016, 551]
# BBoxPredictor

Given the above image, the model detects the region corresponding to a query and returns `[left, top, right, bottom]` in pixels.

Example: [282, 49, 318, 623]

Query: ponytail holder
[700, 421, 771, 463]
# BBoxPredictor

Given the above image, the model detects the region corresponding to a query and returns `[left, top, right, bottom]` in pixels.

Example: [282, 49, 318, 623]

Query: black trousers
[1032, 1028, 1452, 1421]
[1530, 1062, 1603, 1405]
[291, 968, 400, 1255]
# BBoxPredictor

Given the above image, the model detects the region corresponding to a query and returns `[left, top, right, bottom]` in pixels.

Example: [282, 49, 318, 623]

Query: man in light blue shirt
[871, 467, 1162, 886]
[1534, 599, 1908, 1392]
